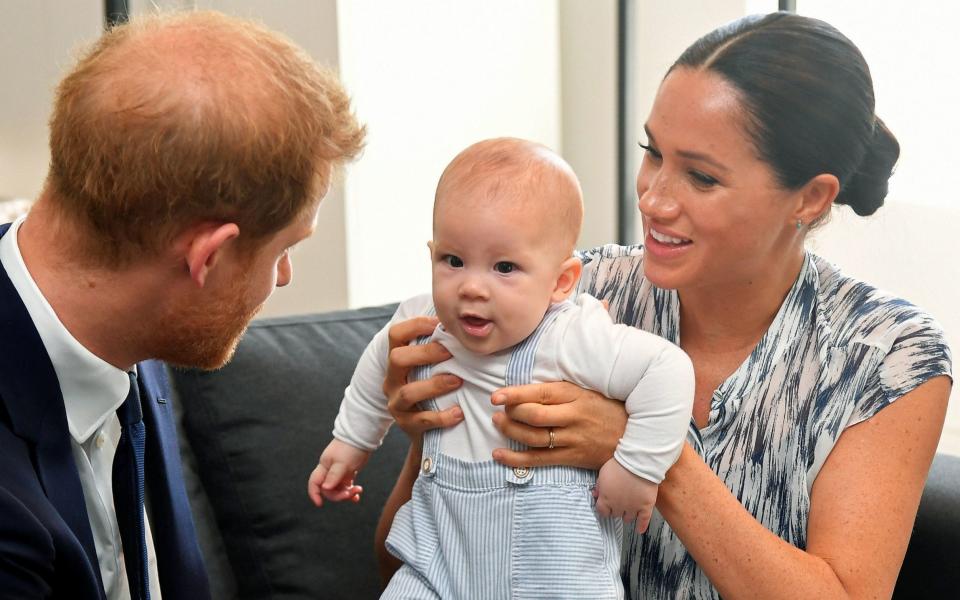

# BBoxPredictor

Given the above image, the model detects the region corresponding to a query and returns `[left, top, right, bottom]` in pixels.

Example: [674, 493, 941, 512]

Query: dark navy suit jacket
[0, 223, 210, 599]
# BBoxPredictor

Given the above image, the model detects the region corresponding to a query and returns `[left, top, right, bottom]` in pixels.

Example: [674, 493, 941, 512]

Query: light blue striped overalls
[382, 304, 624, 599]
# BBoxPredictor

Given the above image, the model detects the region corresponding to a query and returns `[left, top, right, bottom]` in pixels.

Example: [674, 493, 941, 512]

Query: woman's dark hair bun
[834, 117, 900, 216]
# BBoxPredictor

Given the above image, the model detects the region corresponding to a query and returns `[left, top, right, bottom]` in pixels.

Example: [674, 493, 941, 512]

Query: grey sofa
[169, 304, 959, 600]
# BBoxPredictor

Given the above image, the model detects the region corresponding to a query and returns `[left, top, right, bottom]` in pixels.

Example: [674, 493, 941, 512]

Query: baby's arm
[595, 460, 658, 532]
[308, 439, 370, 506]
[555, 295, 695, 531]
[309, 295, 436, 506]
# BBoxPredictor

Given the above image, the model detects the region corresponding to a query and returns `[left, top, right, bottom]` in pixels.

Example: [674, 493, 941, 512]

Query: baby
[309, 138, 694, 599]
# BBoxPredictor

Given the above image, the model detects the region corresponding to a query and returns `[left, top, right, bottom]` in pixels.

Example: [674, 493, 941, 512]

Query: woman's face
[637, 68, 802, 293]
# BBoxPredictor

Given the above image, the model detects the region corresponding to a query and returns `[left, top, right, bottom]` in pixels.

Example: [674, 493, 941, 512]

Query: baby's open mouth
[459, 315, 493, 337]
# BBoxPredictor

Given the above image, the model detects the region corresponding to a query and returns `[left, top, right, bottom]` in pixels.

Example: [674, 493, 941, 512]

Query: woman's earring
[796, 219, 803, 230]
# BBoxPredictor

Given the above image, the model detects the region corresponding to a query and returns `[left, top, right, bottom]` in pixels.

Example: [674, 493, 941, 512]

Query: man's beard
[152, 278, 265, 371]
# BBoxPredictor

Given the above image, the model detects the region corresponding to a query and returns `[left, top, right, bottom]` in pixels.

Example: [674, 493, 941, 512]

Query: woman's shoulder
[811, 254, 949, 356]
[577, 242, 645, 264]
[576, 243, 646, 289]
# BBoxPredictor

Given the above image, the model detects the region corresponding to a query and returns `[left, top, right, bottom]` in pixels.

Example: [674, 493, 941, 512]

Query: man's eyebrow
[643, 125, 730, 173]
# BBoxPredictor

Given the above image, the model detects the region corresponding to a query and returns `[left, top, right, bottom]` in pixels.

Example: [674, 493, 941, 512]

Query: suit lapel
[0, 223, 105, 593]
[139, 360, 211, 599]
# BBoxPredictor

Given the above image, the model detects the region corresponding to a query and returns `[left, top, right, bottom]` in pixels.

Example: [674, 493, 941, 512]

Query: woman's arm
[372, 316, 463, 587]
[374, 439, 422, 584]
[494, 376, 951, 599]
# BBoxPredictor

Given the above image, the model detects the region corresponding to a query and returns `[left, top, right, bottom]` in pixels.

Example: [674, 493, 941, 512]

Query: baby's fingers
[595, 495, 614, 518]
[307, 464, 328, 507]
[322, 484, 364, 503]
[634, 511, 652, 534]
[321, 463, 349, 490]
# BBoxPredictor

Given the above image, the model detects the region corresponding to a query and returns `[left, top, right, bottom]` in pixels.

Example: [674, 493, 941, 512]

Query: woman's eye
[444, 255, 464, 268]
[690, 171, 718, 187]
[494, 261, 516, 274]
[638, 141, 662, 160]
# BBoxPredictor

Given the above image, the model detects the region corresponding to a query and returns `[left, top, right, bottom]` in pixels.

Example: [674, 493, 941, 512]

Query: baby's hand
[307, 439, 371, 507]
[594, 458, 658, 533]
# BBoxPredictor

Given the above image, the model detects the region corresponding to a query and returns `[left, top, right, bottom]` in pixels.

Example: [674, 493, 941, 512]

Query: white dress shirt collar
[0, 215, 130, 443]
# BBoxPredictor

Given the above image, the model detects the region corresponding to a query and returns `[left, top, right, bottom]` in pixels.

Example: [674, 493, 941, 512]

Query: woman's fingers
[387, 315, 440, 350]
[383, 316, 447, 394]
[492, 411, 569, 447]
[491, 446, 582, 469]
[381, 316, 462, 438]
[492, 381, 596, 408]
[384, 342, 452, 394]
[490, 382, 627, 470]
[387, 374, 461, 413]
[394, 405, 464, 435]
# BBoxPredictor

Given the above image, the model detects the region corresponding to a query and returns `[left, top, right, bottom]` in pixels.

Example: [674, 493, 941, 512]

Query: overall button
[513, 466, 530, 479]
[422, 457, 433, 473]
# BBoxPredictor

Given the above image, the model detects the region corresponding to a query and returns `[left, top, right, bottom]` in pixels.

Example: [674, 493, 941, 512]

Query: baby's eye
[494, 261, 516, 274]
[443, 255, 464, 268]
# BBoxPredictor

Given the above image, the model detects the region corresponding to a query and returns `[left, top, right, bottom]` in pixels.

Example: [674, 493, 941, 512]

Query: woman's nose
[637, 168, 679, 220]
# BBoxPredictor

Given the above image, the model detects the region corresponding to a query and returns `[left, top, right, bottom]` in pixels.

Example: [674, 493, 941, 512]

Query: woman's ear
[551, 256, 583, 302]
[182, 222, 241, 287]
[796, 173, 840, 226]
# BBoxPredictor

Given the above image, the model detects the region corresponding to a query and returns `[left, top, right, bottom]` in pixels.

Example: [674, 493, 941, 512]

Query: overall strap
[504, 302, 569, 452]
[409, 306, 442, 460]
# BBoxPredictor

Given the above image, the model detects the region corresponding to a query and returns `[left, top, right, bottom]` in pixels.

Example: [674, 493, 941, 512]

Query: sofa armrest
[170, 304, 407, 599]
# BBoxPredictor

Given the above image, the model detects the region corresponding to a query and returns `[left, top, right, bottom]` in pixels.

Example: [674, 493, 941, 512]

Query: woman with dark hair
[377, 12, 952, 598]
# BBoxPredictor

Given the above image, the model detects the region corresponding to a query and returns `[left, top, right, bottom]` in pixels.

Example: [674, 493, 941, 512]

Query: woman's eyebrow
[644, 124, 730, 174]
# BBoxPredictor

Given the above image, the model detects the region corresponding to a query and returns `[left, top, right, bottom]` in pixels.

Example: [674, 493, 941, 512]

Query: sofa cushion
[170, 304, 407, 600]
[894, 452, 960, 599]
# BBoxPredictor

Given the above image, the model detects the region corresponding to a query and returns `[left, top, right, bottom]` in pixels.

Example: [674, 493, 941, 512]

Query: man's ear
[182, 222, 241, 288]
[550, 256, 583, 302]
[795, 173, 839, 227]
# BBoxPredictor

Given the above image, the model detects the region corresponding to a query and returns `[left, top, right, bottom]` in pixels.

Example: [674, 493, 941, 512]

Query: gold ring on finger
[548, 428, 556, 449]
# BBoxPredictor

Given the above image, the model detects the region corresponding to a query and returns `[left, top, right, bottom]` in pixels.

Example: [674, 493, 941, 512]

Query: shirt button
[95, 433, 106, 449]
[422, 457, 433, 473]
[513, 466, 530, 479]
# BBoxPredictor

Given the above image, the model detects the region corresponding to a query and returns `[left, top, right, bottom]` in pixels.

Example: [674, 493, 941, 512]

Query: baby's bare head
[433, 138, 583, 259]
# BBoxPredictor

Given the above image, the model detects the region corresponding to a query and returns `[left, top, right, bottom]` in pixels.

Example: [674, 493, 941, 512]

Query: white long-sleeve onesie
[332, 293, 694, 483]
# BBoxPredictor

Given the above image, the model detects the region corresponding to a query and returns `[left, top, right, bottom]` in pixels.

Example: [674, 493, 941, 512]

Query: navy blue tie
[113, 371, 150, 600]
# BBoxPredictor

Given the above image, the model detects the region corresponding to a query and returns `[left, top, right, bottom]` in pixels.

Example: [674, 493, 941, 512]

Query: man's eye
[494, 261, 516, 274]
[444, 255, 464, 268]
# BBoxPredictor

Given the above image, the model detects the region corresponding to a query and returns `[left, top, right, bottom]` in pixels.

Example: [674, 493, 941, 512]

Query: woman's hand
[489, 382, 627, 470]
[383, 315, 464, 437]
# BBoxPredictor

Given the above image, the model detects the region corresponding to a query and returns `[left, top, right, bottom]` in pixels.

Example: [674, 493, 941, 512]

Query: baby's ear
[551, 257, 582, 302]
[427, 240, 435, 257]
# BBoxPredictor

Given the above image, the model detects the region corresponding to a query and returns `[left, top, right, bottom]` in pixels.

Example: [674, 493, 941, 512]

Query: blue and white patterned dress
[576, 244, 953, 599]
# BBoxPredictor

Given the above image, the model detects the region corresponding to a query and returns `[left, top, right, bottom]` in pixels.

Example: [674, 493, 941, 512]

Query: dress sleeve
[848, 311, 953, 427]
[331, 294, 434, 450]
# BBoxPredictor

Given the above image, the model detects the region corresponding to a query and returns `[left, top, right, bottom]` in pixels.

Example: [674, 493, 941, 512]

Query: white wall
[0, 1, 102, 199]
[559, 0, 618, 249]
[336, 0, 562, 308]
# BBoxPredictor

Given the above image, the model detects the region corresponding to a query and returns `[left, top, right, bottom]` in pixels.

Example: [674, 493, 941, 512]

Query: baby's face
[431, 197, 567, 355]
